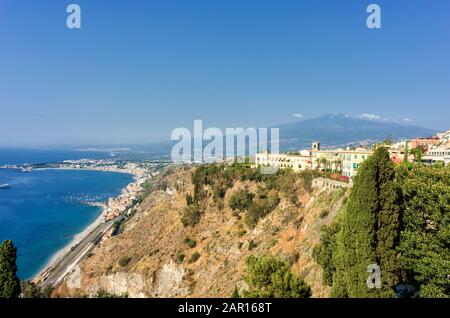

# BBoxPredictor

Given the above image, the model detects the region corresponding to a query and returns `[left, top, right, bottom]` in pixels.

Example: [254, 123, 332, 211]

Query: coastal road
[38, 216, 123, 288]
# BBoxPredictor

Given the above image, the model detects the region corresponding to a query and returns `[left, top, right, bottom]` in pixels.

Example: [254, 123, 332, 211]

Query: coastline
[34, 167, 139, 180]
[32, 167, 145, 283]
[33, 203, 107, 281]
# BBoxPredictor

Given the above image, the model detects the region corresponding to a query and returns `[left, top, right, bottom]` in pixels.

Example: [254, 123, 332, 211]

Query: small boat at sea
[0, 183, 11, 189]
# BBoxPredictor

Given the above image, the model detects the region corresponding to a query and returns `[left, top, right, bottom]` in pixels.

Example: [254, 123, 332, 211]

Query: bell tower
[312, 141, 320, 151]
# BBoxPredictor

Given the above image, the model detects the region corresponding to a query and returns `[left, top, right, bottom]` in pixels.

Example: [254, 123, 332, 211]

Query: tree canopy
[0, 240, 21, 298]
[315, 151, 450, 298]
[242, 255, 311, 298]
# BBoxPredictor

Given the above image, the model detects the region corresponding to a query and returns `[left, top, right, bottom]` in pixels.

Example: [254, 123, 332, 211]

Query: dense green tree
[242, 255, 311, 298]
[330, 147, 400, 297]
[313, 220, 342, 286]
[0, 240, 21, 298]
[330, 221, 350, 297]
[335, 153, 379, 297]
[396, 164, 450, 297]
[373, 147, 400, 297]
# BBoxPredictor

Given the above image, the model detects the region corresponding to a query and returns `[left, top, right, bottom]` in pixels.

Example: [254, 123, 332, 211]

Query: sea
[0, 148, 134, 279]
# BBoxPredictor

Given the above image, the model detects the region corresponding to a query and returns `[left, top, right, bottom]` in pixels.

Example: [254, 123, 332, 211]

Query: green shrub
[118, 256, 131, 267]
[184, 238, 197, 248]
[319, 209, 329, 219]
[287, 252, 300, 265]
[245, 191, 280, 228]
[228, 190, 254, 211]
[185, 193, 194, 205]
[20, 281, 52, 298]
[94, 289, 128, 298]
[237, 229, 247, 237]
[248, 240, 257, 251]
[176, 253, 185, 264]
[181, 203, 202, 227]
[189, 252, 201, 263]
[299, 170, 313, 192]
[241, 255, 311, 298]
[313, 221, 341, 286]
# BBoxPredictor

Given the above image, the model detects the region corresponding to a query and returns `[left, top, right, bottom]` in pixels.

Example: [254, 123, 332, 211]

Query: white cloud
[403, 118, 412, 122]
[292, 113, 303, 119]
[357, 113, 381, 121]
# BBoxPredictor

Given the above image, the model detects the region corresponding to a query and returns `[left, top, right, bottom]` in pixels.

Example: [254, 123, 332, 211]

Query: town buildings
[407, 137, 440, 150]
[255, 141, 373, 178]
[254, 129, 450, 179]
[255, 150, 312, 173]
[423, 129, 450, 165]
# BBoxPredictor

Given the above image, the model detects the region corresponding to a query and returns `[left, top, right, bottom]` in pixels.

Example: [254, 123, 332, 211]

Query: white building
[255, 142, 373, 178]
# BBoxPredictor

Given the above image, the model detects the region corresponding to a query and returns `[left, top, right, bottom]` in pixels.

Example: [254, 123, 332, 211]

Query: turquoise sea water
[0, 149, 134, 279]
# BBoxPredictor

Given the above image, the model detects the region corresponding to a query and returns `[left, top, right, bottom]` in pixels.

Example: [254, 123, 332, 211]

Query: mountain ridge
[273, 113, 437, 150]
[35, 114, 439, 154]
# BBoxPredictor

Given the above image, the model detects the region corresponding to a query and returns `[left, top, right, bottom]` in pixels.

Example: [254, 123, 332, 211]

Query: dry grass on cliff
[56, 166, 348, 298]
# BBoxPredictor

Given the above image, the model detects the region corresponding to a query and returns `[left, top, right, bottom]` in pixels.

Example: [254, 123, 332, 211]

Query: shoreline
[33, 203, 107, 281]
[32, 167, 144, 283]
[34, 167, 139, 180]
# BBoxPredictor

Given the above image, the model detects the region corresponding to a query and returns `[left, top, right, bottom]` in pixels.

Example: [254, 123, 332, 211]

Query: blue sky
[0, 0, 449, 146]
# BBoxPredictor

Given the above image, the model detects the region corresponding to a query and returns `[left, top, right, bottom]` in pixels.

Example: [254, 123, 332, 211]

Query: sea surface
[0, 149, 134, 279]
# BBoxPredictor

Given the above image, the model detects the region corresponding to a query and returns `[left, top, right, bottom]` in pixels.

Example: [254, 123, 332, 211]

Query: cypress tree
[373, 147, 400, 297]
[330, 209, 350, 297]
[0, 240, 21, 298]
[331, 147, 400, 297]
[338, 154, 378, 297]
[403, 144, 409, 163]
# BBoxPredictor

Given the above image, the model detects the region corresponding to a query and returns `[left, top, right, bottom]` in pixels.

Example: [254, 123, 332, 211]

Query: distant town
[0, 159, 168, 222]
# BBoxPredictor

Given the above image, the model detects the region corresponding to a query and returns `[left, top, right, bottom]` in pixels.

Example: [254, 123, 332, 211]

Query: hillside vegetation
[313, 148, 450, 298]
[54, 163, 349, 298]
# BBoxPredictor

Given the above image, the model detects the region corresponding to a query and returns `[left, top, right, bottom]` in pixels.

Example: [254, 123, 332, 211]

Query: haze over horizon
[1, 0, 449, 147]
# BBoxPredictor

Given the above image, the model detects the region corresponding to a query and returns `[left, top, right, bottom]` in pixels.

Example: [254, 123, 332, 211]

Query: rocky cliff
[55, 165, 349, 298]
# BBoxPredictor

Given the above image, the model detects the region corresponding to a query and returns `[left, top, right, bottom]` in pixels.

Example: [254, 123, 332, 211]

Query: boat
[0, 183, 11, 189]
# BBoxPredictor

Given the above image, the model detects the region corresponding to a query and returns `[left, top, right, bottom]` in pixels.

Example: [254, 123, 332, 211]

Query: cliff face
[55, 166, 348, 298]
